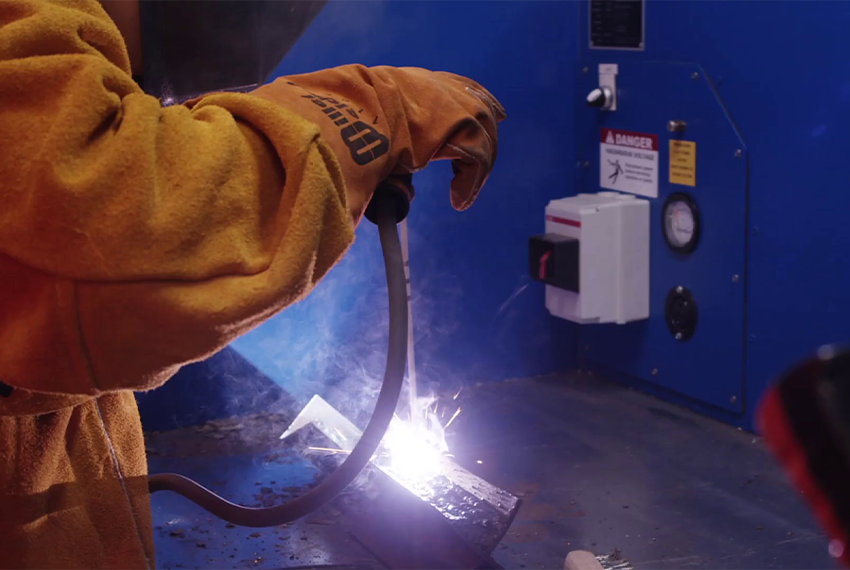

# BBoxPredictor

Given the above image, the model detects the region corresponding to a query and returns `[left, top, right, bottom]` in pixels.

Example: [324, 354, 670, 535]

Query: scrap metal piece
[595, 549, 634, 570]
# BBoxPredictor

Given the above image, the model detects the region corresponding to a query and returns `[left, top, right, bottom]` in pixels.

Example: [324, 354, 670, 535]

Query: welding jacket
[0, 1, 504, 568]
[0, 1, 355, 568]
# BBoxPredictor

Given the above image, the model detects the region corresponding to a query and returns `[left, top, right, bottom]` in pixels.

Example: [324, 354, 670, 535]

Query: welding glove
[249, 65, 506, 223]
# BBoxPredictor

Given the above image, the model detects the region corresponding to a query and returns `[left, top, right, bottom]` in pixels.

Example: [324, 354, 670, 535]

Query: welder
[0, 1, 505, 567]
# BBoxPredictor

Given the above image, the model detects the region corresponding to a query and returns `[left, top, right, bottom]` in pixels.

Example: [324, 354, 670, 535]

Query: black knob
[587, 88, 606, 107]
[586, 87, 613, 109]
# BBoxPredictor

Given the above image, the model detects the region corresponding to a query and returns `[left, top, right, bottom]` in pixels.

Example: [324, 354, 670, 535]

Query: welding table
[145, 371, 833, 570]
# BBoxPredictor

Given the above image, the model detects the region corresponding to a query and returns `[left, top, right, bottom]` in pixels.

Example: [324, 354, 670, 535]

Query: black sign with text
[590, 0, 644, 50]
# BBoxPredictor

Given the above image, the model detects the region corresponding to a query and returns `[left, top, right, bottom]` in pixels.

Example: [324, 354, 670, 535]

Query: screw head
[651, 368, 659, 376]
[732, 274, 740, 283]
[735, 149, 743, 158]
[667, 120, 687, 133]
[585, 345, 591, 352]
[730, 395, 737, 404]
[582, 67, 589, 74]
[691, 71, 699, 80]
[583, 161, 590, 169]
[675, 332, 683, 340]
[675, 285, 684, 294]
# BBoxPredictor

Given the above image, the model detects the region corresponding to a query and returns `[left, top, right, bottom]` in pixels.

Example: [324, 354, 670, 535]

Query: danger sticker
[599, 128, 659, 198]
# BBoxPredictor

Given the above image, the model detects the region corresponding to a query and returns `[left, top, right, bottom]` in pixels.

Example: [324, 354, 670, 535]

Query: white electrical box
[539, 192, 650, 324]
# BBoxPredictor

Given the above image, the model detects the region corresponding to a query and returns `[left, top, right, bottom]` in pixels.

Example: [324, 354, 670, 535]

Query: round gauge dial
[662, 193, 701, 253]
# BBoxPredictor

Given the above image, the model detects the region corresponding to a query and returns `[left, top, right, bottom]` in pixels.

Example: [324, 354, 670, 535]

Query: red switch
[529, 233, 580, 292]
[539, 251, 551, 280]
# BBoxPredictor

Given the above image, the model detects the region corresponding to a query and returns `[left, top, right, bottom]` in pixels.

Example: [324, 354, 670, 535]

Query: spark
[307, 446, 350, 455]
[444, 407, 462, 430]
[476, 460, 483, 465]
[453, 387, 462, 400]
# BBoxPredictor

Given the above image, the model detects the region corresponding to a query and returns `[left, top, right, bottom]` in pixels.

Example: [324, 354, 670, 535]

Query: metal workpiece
[281, 394, 521, 568]
[343, 469, 504, 570]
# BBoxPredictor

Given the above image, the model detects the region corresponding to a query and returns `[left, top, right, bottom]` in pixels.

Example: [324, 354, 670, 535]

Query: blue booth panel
[574, 1, 850, 429]
[578, 61, 748, 414]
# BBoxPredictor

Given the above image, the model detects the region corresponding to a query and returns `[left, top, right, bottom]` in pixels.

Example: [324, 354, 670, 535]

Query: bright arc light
[281, 394, 458, 484]
[379, 415, 449, 481]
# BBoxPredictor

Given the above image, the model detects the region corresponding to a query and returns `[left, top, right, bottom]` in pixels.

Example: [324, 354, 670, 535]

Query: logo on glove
[293, 83, 390, 166]
[340, 121, 390, 166]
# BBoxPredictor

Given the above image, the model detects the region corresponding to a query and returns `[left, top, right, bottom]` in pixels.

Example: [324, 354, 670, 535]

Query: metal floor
[145, 372, 834, 570]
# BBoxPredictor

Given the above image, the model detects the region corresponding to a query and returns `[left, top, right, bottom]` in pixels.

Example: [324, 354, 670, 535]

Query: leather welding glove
[249, 65, 506, 223]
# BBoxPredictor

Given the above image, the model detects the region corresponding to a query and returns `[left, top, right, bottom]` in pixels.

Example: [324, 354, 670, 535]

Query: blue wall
[575, 1, 850, 429]
[139, 1, 581, 429]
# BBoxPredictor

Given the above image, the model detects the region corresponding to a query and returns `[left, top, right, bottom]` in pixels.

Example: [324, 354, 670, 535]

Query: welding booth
[135, 1, 850, 569]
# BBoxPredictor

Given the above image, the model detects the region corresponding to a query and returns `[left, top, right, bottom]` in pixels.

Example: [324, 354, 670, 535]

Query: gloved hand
[249, 65, 506, 223]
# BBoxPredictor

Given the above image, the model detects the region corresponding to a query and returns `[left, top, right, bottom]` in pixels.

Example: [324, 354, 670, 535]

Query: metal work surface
[146, 413, 381, 570]
[451, 375, 833, 570]
[146, 373, 832, 569]
[145, 408, 515, 569]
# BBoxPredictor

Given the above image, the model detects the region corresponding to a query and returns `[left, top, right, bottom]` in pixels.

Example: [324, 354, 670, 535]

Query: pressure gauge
[662, 192, 700, 254]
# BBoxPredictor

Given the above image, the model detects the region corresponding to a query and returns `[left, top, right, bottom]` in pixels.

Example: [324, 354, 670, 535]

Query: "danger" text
[601, 128, 659, 152]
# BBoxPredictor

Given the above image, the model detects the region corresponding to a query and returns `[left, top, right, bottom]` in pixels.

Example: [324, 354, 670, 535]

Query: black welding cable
[148, 193, 409, 527]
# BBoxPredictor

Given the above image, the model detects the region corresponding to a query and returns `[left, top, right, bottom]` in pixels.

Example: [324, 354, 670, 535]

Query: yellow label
[669, 140, 696, 187]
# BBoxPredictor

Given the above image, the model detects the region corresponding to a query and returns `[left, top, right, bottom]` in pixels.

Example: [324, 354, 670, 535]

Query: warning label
[599, 128, 659, 198]
[669, 140, 696, 187]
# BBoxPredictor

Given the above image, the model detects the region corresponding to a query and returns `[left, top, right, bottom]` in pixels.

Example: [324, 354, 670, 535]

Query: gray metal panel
[139, 0, 326, 103]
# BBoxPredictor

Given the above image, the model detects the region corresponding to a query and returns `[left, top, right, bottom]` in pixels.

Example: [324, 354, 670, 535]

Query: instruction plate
[670, 140, 697, 186]
[590, 0, 645, 50]
[599, 128, 659, 198]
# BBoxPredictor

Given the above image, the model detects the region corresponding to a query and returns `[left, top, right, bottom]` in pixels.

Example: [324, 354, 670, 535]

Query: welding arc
[148, 195, 409, 527]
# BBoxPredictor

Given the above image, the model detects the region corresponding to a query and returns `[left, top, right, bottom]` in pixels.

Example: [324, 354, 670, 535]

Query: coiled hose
[148, 188, 409, 527]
